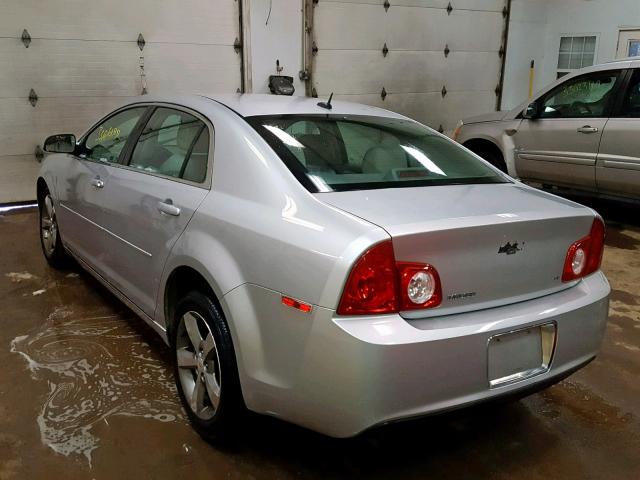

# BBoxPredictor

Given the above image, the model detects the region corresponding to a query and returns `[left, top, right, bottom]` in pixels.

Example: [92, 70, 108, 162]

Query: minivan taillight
[337, 240, 442, 315]
[562, 217, 605, 282]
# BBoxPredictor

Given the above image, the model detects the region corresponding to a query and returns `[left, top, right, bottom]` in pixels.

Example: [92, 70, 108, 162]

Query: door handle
[577, 126, 598, 134]
[90, 177, 104, 188]
[157, 199, 180, 216]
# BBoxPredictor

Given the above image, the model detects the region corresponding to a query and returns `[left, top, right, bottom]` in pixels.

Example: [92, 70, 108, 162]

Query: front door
[513, 69, 623, 192]
[89, 106, 211, 318]
[617, 30, 640, 59]
[596, 68, 640, 199]
[57, 106, 148, 274]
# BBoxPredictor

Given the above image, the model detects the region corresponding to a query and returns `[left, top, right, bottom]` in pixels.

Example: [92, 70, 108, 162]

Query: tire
[39, 189, 69, 268]
[473, 147, 508, 173]
[172, 291, 244, 442]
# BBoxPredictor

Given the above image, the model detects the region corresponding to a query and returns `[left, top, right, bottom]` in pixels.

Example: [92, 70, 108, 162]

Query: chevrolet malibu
[37, 94, 610, 440]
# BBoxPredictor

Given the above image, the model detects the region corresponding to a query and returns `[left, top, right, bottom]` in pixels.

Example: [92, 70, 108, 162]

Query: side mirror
[43, 134, 76, 153]
[523, 102, 541, 120]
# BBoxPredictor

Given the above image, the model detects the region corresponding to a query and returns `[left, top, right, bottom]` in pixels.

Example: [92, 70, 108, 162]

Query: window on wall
[557, 36, 597, 78]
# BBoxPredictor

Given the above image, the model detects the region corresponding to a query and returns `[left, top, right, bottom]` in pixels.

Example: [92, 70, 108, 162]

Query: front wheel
[172, 291, 244, 441]
[39, 191, 69, 268]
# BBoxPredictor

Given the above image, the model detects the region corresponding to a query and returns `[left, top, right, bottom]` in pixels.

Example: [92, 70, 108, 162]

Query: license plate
[488, 323, 556, 388]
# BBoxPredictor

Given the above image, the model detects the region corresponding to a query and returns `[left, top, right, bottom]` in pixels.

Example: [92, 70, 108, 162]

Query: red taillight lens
[562, 217, 605, 282]
[398, 263, 442, 310]
[337, 240, 442, 315]
[337, 240, 398, 315]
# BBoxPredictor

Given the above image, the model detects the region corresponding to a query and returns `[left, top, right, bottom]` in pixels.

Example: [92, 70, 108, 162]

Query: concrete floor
[0, 201, 639, 480]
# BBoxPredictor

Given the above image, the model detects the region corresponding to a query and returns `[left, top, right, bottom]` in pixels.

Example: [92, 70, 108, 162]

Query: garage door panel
[144, 44, 241, 93]
[319, 0, 503, 10]
[444, 52, 501, 91]
[387, 9, 503, 52]
[314, 3, 385, 50]
[0, 0, 238, 45]
[0, 155, 41, 203]
[440, 91, 496, 129]
[0, 97, 136, 157]
[0, 40, 139, 98]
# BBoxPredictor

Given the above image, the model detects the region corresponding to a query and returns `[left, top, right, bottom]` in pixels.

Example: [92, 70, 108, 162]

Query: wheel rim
[176, 311, 221, 420]
[41, 194, 58, 256]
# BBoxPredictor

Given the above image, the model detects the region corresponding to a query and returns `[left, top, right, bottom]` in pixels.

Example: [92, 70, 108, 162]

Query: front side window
[540, 71, 620, 119]
[84, 107, 147, 163]
[128, 108, 209, 182]
[247, 115, 507, 192]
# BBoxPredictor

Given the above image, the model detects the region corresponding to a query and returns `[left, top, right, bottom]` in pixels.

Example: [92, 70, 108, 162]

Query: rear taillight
[562, 217, 605, 282]
[337, 240, 442, 315]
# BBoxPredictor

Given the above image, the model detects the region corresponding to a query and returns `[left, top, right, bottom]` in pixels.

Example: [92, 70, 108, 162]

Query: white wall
[249, 0, 304, 96]
[503, 0, 640, 110]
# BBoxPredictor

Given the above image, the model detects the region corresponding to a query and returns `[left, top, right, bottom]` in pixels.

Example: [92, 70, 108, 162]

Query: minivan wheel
[172, 291, 244, 441]
[39, 191, 69, 268]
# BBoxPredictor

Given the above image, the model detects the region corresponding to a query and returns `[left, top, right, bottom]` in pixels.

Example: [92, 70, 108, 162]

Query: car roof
[201, 93, 408, 119]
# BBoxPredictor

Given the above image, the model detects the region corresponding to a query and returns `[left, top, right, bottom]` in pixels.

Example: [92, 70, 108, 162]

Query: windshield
[247, 114, 508, 192]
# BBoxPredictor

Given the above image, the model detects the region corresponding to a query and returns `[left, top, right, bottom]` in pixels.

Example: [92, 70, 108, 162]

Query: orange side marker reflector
[281, 296, 312, 313]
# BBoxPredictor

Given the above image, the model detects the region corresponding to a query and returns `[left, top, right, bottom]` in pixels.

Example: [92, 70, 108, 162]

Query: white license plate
[488, 323, 556, 388]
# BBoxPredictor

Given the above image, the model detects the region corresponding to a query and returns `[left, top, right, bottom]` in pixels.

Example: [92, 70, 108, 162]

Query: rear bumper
[224, 272, 609, 438]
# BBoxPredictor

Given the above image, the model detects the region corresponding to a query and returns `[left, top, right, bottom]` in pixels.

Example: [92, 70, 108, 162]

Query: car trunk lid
[317, 183, 595, 317]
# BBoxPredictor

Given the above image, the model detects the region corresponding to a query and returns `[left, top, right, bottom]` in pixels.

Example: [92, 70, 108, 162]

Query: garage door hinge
[21, 29, 31, 48]
[502, 5, 508, 18]
[495, 84, 502, 96]
[299, 69, 310, 81]
[312, 41, 318, 56]
[441, 86, 447, 98]
[498, 45, 505, 58]
[444, 44, 450, 58]
[446, 2, 453, 15]
[438, 125, 444, 134]
[35, 145, 44, 162]
[234, 37, 242, 54]
[382, 43, 389, 57]
[137, 33, 145, 51]
[381, 87, 387, 101]
[384, 1, 390, 12]
[29, 88, 38, 107]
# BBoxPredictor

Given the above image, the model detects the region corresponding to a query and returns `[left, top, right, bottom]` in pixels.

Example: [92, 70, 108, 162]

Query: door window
[84, 107, 147, 163]
[128, 108, 209, 182]
[540, 71, 620, 119]
[619, 70, 640, 118]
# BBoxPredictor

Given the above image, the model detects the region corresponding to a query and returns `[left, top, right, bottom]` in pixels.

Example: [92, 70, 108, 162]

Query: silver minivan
[455, 58, 640, 202]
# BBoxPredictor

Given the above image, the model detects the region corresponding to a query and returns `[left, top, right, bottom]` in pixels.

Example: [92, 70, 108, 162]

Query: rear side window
[128, 107, 209, 182]
[619, 69, 640, 118]
[247, 115, 507, 192]
[84, 107, 147, 163]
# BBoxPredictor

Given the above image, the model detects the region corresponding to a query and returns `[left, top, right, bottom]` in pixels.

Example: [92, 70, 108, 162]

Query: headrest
[362, 145, 407, 174]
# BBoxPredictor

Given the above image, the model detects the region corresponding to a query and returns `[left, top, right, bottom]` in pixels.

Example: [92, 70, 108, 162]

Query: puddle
[10, 307, 184, 465]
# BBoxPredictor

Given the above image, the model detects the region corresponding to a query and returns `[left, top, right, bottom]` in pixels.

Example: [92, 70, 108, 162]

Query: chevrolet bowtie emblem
[498, 241, 522, 255]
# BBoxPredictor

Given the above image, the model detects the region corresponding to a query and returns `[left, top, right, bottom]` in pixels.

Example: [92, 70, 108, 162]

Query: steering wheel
[571, 101, 593, 116]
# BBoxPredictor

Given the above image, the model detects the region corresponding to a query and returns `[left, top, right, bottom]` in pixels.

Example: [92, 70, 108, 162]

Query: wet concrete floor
[1, 201, 639, 479]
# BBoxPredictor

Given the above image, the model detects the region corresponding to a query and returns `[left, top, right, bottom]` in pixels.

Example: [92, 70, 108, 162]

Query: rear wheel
[172, 291, 244, 441]
[39, 191, 69, 268]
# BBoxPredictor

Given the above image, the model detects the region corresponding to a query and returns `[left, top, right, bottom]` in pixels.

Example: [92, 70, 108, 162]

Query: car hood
[462, 110, 511, 125]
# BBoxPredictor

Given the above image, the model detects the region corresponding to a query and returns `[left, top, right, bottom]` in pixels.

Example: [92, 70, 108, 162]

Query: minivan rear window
[247, 114, 508, 192]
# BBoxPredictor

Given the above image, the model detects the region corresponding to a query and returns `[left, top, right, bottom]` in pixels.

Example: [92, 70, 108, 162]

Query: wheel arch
[36, 177, 49, 204]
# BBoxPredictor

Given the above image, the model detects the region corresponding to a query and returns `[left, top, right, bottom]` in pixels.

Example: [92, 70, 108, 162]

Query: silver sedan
[38, 94, 610, 439]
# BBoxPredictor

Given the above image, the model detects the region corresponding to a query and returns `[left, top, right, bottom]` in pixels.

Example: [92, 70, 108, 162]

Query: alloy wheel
[41, 194, 58, 257]
[176, 311, 222, 420]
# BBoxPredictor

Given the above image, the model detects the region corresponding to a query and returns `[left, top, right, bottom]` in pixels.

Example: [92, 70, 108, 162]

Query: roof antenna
[317, 92, 333, 110]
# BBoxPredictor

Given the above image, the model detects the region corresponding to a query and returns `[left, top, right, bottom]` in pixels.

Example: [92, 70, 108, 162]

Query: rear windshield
[247, 114, 508, 192]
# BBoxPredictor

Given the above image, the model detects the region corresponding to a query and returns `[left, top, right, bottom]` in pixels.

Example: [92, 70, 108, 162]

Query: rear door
[513, 69, 622, 191]
[596, 68, 640, 199]
[94, 106, 211, 318]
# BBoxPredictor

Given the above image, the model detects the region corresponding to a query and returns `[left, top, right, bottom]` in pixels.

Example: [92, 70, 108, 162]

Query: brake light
[562, 217, 605, 282]
[337, 240, 442, 315]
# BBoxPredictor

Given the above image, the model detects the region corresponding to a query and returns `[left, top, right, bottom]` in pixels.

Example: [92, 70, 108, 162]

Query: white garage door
[309, 0, 508, 133]
[0, 0, 242, 203]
